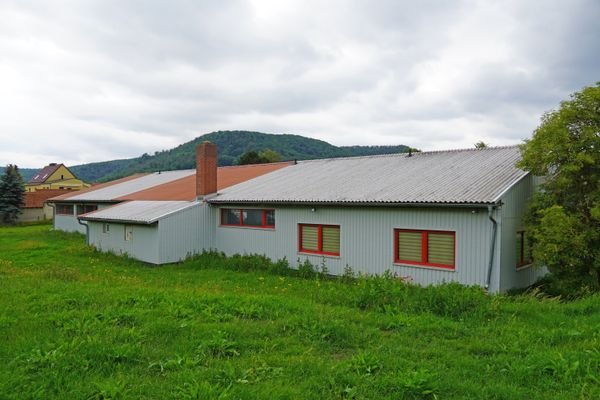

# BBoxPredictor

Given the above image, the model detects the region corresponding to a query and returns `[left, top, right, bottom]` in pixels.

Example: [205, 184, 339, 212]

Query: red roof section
[118, 162, 292, 201]
[24, 189, 72, 208]
[28, 163, 63, 184]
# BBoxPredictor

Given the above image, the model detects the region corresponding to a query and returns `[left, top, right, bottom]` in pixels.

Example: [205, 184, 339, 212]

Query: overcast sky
[0, 0, 598, 168]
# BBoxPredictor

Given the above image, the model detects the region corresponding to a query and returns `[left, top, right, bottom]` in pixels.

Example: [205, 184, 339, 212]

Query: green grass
[0, 224, 598, 399]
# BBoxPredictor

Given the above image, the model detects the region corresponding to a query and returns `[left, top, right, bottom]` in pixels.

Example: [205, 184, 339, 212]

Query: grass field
[0, 224, 599, 399]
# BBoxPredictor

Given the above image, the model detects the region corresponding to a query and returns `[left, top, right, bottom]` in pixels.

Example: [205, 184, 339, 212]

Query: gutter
[77, 218, 90, 246]
[485, 205, 498, 291]
[79, 218, 158, 226]
[207, 200, 499, 209]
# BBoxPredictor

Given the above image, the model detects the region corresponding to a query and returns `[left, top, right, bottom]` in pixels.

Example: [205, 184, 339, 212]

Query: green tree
[238, 150, 263, 165]
[474, 141, 488, 149]
[518, 83, 600, 290]
[259, 148, 281, 163]
[0, 164, 26, 224]
[238, 149, 282, 165]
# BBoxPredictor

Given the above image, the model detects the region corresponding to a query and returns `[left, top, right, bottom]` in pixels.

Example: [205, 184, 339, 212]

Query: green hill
[7, 131, 412, 183]
[75, 131, 411, 182]
[0, 167, 37, 182]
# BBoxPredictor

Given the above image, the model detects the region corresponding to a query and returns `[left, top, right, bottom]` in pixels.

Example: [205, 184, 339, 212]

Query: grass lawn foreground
[0, 224, 598, 399]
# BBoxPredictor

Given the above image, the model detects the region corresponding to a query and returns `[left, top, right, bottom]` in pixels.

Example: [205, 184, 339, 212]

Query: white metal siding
[88, 221, 160, 264]
[215, 206, 500, 290]
[54, 203, 113, 234]
[499, 175, 547, 291]
[54, 215, 85, 233]
[158, 203, 216, 264]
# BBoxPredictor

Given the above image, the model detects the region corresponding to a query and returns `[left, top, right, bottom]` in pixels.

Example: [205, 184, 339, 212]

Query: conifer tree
[0, 164, 26, 224]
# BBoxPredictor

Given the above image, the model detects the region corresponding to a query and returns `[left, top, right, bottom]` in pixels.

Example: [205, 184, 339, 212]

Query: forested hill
[8, 131, 412, 183]
[0, 167, 37, 182]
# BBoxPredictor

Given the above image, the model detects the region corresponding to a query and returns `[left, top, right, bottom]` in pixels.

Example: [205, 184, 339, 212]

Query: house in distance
[25, 163, 90, 192]
[49, 142, 546, 293]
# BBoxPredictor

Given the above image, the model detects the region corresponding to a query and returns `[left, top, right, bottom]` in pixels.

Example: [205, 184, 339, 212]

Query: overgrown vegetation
[519, 83, 600, 294]
[1, 225, 598, 399]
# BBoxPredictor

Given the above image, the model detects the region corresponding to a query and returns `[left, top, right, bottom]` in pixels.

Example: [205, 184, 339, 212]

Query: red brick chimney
[196, 141, 218, 197]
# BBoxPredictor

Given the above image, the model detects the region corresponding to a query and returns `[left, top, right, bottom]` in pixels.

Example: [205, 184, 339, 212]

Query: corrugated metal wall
[54, 203, 113, 234]
[88, 220, 160, 264]
[54, 215, 85, 233]
[215, 205, 500, 290]
[498, 175, 547, 291]
[158, 203, 216, 264]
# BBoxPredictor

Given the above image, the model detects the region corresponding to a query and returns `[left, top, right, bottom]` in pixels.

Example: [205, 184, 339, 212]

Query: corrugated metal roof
[209, 146, 527, 206]
[116, 162, 292, 201]
[79, 201, 199, 224]
[49, 173, 150, 201]
[50, 163, 292, 203]
[61, 170, 196, 201]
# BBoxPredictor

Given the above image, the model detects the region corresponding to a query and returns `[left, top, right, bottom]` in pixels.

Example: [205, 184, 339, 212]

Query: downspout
[77, 218, 90, 246]
[485, 205, 498, 291]
[48, 202, 56, 230]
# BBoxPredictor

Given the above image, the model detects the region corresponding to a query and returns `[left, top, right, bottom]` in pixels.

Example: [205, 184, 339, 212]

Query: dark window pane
[265, 210, 275, 227]
[222, 209, 241, 225]
[242, 209, 263, 226]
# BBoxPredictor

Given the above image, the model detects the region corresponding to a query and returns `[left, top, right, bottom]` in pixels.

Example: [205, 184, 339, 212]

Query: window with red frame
[56, 204, 74, 215]
[394, 229, 455, 270]
[76, 204, 98, 215]
[298, 224, 340, 256]
[516, 230, 533, 268]
[220, 208, 275, 228]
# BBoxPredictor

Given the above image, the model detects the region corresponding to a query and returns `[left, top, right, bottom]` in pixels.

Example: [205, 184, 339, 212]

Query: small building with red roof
[25, 163, 90, 192]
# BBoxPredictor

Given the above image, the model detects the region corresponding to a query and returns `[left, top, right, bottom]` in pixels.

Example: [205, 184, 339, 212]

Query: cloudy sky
[0, 0, 598, 168]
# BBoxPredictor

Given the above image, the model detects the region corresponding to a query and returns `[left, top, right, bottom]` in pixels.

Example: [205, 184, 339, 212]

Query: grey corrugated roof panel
[64, 170, 195, 201]
[209, 146, 528, 205]
[79, 200, 200, 224]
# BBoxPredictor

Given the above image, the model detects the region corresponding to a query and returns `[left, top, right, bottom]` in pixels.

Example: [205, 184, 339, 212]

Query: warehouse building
[52, 143, 545, 292]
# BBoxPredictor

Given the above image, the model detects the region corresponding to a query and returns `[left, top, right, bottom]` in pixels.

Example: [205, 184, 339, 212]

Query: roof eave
[79, 216, 158, 225]
[48, 199, 123, 204]
[207, 199, 501, 208]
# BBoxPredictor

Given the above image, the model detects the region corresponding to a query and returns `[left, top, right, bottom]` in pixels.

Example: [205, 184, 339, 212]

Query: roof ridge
[295, 144, 521, 164]
[415, 144, 520, 156]
[216, 161, 294, 170]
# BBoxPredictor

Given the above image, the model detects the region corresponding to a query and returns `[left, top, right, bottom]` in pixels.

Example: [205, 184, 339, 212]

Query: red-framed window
[76, 204, 98, 215]
[516, 230, 533, 268]
[298, 224, 340, 256]
[56, 204, 74, 215]
[394, 229, 455, 270]
[220, 208, 275, 229]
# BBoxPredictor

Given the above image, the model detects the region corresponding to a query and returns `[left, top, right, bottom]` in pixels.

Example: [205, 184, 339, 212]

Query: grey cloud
[0, 0, 599, 167]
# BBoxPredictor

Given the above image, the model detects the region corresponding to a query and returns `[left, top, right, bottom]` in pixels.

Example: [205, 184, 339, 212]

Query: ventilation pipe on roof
[196, 141, 218, 198]
[485, 205, 498, 291]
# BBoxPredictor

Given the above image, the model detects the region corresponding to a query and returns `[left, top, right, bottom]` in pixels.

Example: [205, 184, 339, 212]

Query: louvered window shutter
[322, 226, 340, 254]
[301, 226, 319, 251]
[398, 231, 423, 262]
[428, 233, 454, 266]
